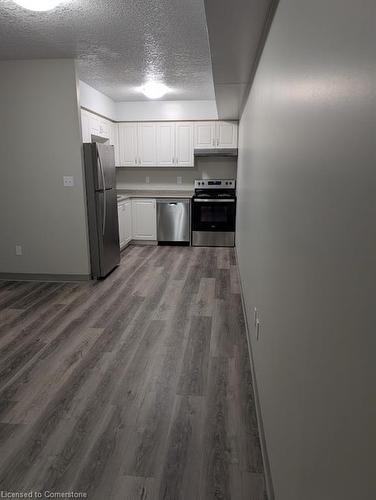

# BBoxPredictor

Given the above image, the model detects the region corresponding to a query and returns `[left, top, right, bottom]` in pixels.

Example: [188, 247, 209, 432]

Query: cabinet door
[138, 123, 157, 166]
[81, 110, 91, 142]
[132, 199, 156, 240]
[110, 123, 120, 166]
[124, 200, 133, 244]
[216, 121, 238, 148]
[89, 114, 100, 136]
[118, 203, 126, 247]
[156, 123, 175, 166]
[176, 122, 194, 167]
[194, 122, 216, 149]
[118, 123, 138, 166]
[99, 119, 110, 139]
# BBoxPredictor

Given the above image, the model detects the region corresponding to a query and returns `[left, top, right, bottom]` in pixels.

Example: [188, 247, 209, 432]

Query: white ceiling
[0, 0, 215, 102]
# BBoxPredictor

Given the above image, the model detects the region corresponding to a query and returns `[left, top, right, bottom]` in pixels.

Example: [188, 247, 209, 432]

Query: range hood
[194, 148, 238, 158]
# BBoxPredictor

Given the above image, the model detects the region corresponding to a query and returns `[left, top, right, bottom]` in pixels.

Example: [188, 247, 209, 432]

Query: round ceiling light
[13, 0, 62, 11]
[139, 81, 170, 100]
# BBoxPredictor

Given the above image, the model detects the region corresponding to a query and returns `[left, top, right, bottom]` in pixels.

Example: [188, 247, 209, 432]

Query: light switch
[63, 176, 74, 187]
[145, 176, 150, 184]
[177, 176, 182, 185]
[15, 245, 22, 256]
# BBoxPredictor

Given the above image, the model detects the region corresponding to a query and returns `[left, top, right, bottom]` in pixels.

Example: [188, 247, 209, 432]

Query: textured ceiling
[0, 0, 215, 101]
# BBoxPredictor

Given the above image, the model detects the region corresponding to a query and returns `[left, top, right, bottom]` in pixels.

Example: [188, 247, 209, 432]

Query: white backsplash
[116, 157, 237, 191]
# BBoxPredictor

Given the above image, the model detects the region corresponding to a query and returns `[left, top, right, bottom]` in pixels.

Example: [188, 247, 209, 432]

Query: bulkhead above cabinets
[80, 109, 238, 168]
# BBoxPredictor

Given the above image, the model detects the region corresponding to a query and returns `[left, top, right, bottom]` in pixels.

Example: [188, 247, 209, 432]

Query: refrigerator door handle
[98, 151, 107, 235]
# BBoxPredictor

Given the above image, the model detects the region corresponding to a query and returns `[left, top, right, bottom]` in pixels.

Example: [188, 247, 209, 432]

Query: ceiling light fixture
[13, 0, 62, 11]
[139, 81, 169, 100]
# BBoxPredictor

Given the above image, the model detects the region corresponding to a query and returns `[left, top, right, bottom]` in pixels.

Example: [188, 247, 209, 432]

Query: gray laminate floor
[0, 245, 265, 499]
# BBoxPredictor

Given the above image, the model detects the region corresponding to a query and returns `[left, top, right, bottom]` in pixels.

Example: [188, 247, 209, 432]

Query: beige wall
[236, 0, 376, 499]
[0, 59, 90, 277]
[116, 157, 237, 191]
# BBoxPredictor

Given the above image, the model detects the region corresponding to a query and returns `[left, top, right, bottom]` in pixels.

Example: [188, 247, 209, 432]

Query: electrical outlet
[63, 176, 74, 187]
[177, 176, 182, 185]
[145, 176, 150, 184]
[15, 245, 22, 256]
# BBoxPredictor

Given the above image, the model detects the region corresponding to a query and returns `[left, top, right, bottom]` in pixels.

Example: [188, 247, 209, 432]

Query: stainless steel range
[192, 179, 236, 247]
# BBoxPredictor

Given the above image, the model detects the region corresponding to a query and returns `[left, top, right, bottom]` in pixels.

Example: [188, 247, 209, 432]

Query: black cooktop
[194, 188, 236, 199]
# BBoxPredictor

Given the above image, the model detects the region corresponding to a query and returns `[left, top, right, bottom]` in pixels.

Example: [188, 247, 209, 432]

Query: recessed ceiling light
[139, 81, 170, 100]
[13, 0, 62, 11]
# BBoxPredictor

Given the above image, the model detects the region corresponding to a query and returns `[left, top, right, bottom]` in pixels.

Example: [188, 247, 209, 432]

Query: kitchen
[81, 98, 238, 276]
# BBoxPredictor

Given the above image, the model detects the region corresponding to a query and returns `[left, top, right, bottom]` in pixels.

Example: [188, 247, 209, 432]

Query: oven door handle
[193, 198, 235, 203]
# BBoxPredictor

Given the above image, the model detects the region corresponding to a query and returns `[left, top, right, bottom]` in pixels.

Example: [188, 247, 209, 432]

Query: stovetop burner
[194, 179, 236, 200]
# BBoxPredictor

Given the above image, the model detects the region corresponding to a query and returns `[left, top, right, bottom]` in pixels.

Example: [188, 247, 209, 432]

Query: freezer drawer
[157, 199, 191, 243]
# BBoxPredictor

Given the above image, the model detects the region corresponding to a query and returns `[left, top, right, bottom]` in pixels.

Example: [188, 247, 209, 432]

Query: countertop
[117, 189, 194, 202]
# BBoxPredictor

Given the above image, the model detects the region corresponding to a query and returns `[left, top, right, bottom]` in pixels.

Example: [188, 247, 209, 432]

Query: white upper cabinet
[119, 123, 157, 167]
[118, 123, 138, 166]
[194, 121, 238, 149]
[195, 121, 216, 148]
[138, 123, 157, 166]
[156, 122, 194, 167]
[175, 122, 194, 167]
[216, 121, 238, 148]
[109, 123, 120, 167]
[81, 109, 120, 166]
[81, 110, 91, 142]
[96, 119, 237, 167]
[157, 122, 175, 166]
[98, 119, 110, 139]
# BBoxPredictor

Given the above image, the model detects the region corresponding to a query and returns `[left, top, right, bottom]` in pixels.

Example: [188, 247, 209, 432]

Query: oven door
[192, 198, 236, 232]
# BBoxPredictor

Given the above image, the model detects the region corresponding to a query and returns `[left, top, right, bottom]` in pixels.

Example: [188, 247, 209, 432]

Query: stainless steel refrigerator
[83, 143, 120, 278]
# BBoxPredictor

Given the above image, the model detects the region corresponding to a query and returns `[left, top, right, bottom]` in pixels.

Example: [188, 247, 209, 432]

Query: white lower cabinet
[118, 199, 132, 249]
[131, 199, 157, 240]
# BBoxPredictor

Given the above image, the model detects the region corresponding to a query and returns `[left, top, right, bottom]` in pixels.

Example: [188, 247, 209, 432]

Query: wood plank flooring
[0, 245, 266, 499]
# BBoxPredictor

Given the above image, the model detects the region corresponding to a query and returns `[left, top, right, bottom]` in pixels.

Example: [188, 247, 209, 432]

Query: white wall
[236, 1, 376, 499]
[115, 100, 218, 121]
[0, 60, 90, 277]
[79, 80, 117, 120]
[78, 81, 218, 121]
[116, 157, 237, 191]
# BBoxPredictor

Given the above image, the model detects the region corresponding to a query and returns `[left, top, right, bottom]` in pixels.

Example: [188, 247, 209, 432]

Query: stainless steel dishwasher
[157, 199, 191, 244]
